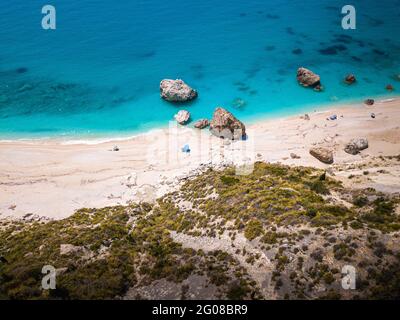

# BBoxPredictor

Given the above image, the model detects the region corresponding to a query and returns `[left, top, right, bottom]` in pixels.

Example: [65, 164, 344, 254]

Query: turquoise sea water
[0, 0, 399, 140]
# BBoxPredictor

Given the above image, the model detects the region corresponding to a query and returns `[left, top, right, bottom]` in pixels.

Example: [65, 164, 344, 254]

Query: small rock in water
[309, 147, 334, 164]
[386, 84, 394, 91]
[344, 74, 356, 84]
[344, 138, 369, 155]
[302, 113, 310, 120]
[364, 99, 375, 106]
[329, 114, 337, 121]
[174, 110, 191, 125]
[113, 146, 120, 152]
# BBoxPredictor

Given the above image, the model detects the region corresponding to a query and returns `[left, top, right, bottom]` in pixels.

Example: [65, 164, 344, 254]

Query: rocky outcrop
[194, 119, 209, 129]
[160, 79, 198, 102]
[345, 74, 356, 84]
[297, 67, 321, 88]
[209, 107, 246, 140]
[344, 138, 368, 155]
[309, 147, 334, 164]
[174, 110, 190, 125]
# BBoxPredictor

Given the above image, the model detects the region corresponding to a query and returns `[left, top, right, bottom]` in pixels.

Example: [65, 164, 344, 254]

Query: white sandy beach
[1, 97, 400, 219]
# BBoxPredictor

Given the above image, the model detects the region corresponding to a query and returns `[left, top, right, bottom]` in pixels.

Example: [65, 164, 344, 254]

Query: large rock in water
[174, 110, 190, 125]
[309, 147, 334, 164]
[297, 67, 321, 88]
[160, 79, 198, 102]
[344, 138, 368, 155]
[209, 107, 246, 140]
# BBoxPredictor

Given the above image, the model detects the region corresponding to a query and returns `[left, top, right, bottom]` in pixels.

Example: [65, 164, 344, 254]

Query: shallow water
[0, 0, 399, 139]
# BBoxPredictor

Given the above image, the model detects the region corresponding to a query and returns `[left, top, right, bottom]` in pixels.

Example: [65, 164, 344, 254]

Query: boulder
[344, 138, 368, 155]
[297, 67, 321, 88]
[309, 147, 334, 164]
[174, 110, 190, 125]
[209, 107, 246, 140]
[194, 119, 209, 129]
[345, 74, 356, 84]
[160, 79, 197, 102]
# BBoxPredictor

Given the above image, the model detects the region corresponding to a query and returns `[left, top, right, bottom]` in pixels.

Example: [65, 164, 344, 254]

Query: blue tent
[181, 144, 191, 153]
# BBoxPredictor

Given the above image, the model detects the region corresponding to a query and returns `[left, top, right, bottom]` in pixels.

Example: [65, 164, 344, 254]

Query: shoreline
[1, 94, 398, 145]
[1, 96, 400, 220]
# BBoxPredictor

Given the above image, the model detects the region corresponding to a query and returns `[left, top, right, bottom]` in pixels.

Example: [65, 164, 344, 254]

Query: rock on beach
[209, 107, 246, 140]
[309, 147, 334, 164]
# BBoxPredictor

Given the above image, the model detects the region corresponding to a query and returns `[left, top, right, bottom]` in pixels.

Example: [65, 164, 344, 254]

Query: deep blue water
[0, 0, 399, 139]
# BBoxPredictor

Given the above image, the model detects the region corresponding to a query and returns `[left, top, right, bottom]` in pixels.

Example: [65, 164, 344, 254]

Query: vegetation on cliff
[1, 162, 399, 299]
